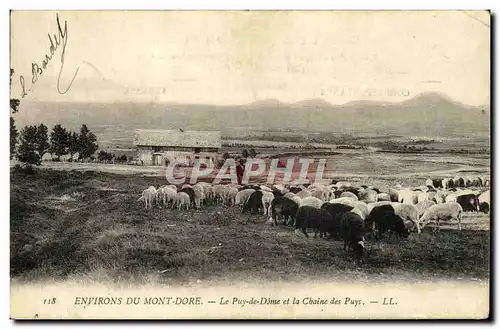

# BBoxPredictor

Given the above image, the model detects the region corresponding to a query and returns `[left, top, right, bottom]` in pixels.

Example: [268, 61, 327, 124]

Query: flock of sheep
[138, 174, 490, 258]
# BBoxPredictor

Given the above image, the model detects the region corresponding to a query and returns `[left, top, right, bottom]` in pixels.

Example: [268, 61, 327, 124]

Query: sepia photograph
[9, 9, 491, 319]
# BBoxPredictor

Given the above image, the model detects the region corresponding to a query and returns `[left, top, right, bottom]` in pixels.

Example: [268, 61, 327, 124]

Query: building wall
[136, 146, 219, 166]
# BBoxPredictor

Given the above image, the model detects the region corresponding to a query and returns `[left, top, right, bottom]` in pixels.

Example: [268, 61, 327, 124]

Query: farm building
[133, 129, 222, 166]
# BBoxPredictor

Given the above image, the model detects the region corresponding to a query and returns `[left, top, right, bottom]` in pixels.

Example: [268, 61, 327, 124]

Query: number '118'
[44, 298, 56, 304]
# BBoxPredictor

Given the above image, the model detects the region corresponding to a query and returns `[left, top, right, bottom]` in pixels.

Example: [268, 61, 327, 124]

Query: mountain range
[13, 92, 490, 139]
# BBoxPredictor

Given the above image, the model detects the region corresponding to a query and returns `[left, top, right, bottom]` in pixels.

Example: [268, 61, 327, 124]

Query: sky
[10, 10, 490, 106]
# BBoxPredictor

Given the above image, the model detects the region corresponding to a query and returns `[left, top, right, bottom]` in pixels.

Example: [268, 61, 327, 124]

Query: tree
[67, 131, 79, 161]
[49, 124, 69, 161]
[10, 117, 18, 160]
[36, 123, 50, 160]
[249, 148, 257, 158]
[242, 149, 249, 158]
[10, 69, 20, 159]
[97, 150, 115, 162]
[17, 125, 42, 167]
[78, 124, 98, 160]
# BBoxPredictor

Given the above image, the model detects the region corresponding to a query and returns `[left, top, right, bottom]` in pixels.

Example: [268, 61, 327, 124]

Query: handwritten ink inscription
[19, 13, 79, 98]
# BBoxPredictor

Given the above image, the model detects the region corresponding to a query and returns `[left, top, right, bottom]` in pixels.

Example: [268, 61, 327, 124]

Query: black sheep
[289, 187, 303, 194]
[294, 206, 332, 238]
[456, 194, 479, 212]
[243, 190, 264, 214]
[320, 203, 354, 239]
[270, 196, 299, 226]
[479, 202, 490, 214]
[179, 187, 196, 207]
[339, 212, 366, 259]
[432, 179, 443, 188]
[365, 204, 409, 239]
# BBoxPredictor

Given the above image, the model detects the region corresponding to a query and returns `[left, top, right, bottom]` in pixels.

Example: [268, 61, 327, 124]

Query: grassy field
[10, 167, 490, 286]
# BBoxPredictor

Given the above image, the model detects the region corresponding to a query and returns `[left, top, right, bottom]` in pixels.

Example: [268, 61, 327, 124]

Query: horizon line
[14, 91, 490, 109]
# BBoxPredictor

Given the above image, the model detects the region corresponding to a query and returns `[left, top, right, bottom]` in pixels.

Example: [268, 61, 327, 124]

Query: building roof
[133, 129, 222, 148]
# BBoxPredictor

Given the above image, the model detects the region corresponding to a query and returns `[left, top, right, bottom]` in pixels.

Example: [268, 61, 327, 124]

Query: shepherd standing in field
[236, 158, 246, 185]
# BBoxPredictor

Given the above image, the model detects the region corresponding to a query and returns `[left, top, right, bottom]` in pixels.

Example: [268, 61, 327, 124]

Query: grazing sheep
[158, 186, 177, 208]
[365, 204, 409, 239]
[321, 202, 354, 223]
[283, 192, 302, 205]
[212, 185, 228, 204]
[175, 192, 191, 211]
[296, 189, 312, 199]
[259, 185, 273, 192]
[431, 178, 443, 188]
[399, 189, 418, 205]
[376, 193, 391, 202]
[201, 184, 214, 204]
[388, 188, 400, 202]
[294, 206, 332, 238]
[235, 189, 256, 207]
[243, 190, 264, 215]
[391, 203, 421, 233]
[351, 201, 370, 220]
[329, 197, 356, 208]
[288, 186, 301, 194]
[340, 191, 359, 201]
[434, 190, 448, 204]
[179, 187, 196, 208]
[479, 202, 490, 214]
[358, 188, 378, 203]
[223, 187, 239, 207]
[138, 187, 157, 209]
[416, 199, 437, 217]
[269, 196, 299, 226]
[455, 194, 480, 212]
[416, 191, 429, 203]
[478, 190, 490, 204]
[261, 191, 275, 215]
[420, 202, 463, 231]
[366, 201, 393, 214]
[192, 184, 206, 208]
[339, 212, 366, 259]
[300, 196, 324, 209]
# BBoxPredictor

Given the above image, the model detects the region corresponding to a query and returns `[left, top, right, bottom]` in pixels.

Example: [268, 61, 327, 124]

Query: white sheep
[425, 178, 433, 187]
[351, 201, 369, 220]
[138, 186, 157, 209]
[300, 196, 324, 209]
[235, 189, 256, 207]
[376, 193, 391, 202]
[420, 202, 463, 231]
[390, 203, 421, 233]
[176, 192, 191, 211]
[358, 188, 378, 203]
[416, 199, 436, 217]
[261, 191, 275, 215]
[479, 190, 490, 204]
[296, 190, 312, 199]
[340, 191, 359, 201]
[223, 187, 239, 206]
[398, 188, 418, 205]
[259, 185, 273, 192]
[158, 186, 177, 208]
[434, 190, 448, 204]
[329, 197, 356, 208]
[212, 185, 229, 204]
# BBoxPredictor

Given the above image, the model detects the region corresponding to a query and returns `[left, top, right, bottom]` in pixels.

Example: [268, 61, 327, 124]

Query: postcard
[9, 10, 490, 319]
